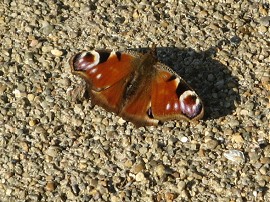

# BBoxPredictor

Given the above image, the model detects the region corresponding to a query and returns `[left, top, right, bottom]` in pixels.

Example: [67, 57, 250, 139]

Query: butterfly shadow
[145, 46, 240, 121]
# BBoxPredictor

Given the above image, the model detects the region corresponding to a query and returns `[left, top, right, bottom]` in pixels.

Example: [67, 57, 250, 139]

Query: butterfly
[69, 46, 204, 127]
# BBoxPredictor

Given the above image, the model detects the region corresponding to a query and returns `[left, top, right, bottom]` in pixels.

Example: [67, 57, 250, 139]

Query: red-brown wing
[87, 53, 136, 91]
[90, 78, 128, 113]
[120, 80, 159, 127]
[70, 50, 138, 113]
[151, 65, 204, 121]
[70, 51, 136, 91]
[151, 70, 182, 118]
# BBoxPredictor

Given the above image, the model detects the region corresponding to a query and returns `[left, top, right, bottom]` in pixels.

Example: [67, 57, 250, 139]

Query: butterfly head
[179, 90, 203, 120]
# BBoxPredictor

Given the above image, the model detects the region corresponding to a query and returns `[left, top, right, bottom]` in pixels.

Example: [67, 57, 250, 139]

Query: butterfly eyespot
[179, 90, 202, 119]
[73, 51, 100, 71]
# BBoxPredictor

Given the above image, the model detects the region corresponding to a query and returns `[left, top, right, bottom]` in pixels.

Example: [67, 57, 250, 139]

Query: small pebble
[132, 163, 145, 174]
[164, 192, 176, 201]
[41, 24, 54, 35]
[197, 10, 208, 18]
[45, 146, 60, 158]
[29, 119, 38, 127]
[13, 89, 21, 98]
[51, 49, 63, 57]
[258, 25, 268, 33]
[45, 182, 56, 191]
[259, 16, 270, 27]
[261, 157, 270, 164]
[224, 150, 245, 164]
[205, 139, 219, 149]
[135, 172, 146, 182]
[231, 133, 244, 144]
[249, 151, 260, 163]
[177, 181, 186, 191]
[155, 164, 166, 177]
[180, 136, 188, 143]
[20, 141, 29, 152]
[29, 39, 39, 47]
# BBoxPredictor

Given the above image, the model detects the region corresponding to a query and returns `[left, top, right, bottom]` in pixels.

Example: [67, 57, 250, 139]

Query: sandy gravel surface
[0, 0, 269, 201]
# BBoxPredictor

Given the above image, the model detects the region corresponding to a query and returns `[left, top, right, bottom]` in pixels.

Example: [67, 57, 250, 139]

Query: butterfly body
[70, 47, 204, 127]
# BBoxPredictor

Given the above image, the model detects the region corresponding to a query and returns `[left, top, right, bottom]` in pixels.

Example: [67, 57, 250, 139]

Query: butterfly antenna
[149, 44, 157, 59]
[151, 44, 157, 53]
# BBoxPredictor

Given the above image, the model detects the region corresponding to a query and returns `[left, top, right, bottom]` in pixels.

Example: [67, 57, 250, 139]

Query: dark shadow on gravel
[131, 46, 240, 121]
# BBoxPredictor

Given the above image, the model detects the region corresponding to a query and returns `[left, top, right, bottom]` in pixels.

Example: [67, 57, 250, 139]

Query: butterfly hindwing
[90, 78, 128, 113]
[120, 78, 158, 127]
[151, 65, 203, 122]
[151, 69, 183, 119]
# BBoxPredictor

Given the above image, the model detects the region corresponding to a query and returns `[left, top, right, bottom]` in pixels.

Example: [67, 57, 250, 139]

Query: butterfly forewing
[71, 51, 136, 91]
[151, 65, 203, 121]
[70, 50, 138, 113]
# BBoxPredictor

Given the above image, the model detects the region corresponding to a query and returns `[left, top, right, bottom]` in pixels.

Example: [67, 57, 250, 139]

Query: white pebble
[180, 136, 188, 143]
[51, 49, 63, 56]
[224, 149, 245, 164]
[13, 89, 21, 98]
[135, 172, 146, 182]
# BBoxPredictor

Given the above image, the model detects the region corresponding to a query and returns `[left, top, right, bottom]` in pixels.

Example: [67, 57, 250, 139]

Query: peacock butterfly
[69, 46, 204, 127]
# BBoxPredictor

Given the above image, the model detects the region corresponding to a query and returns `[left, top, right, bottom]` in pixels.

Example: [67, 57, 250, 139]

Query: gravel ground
[0, 0, 269, 201]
